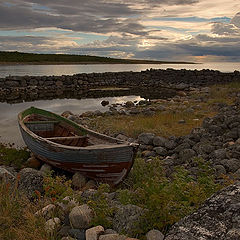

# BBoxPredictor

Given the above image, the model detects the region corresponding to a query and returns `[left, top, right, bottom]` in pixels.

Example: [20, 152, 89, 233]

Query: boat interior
[23, 114, 105, 147]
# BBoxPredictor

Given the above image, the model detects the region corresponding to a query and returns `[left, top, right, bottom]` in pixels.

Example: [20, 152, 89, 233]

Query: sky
[0, 0, 240, 62]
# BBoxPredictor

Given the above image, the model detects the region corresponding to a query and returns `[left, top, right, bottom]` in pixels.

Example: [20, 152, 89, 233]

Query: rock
[62, 111, 74, 118]
[214, 165, 226, 177]
[104, 229, 118, 234]
[154, 147, 168, 156]
[165, 182, 240, 240]
[146, 229, 164, 240]
[125, 101, 135, 108]
[178, 119, 186, 124]
[35, 204, 56, 219]
[138, 133, 155, 145]
[68, 229, 85, 240]
[58, 196, 79, 214]
[141, 150, 156, 158]
[69, 204, 93, 229]
[61, 237, 75, 240]
[25, 156, 41, 169]
[0, 166, 16, 184]
[40, 163, 52, 174]
[72, 172, 87, 189]
[220, 158, 240, 173]
[116, 134, 129, 141]
[152, 136, 168, 147]
[86, 225, 104, 240]
[165, 140, 177, 150]
[99, 234, 126, 240]
[85, 180, 97, 190]
[101, 100, 109, 106]
[18, 168, 43, 198]
[113, 204, 144, 236]
[58, 226, 71, 237]
[45, 217, 61, 233]
[179, 149, 196, 161]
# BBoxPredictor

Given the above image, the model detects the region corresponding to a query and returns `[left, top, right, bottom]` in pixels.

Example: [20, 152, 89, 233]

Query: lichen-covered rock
[45, 217, 61, 233]
[165, 182, 240, 240]
[69, 204, 93, 229]
[0, 166, 16, 184]
[18, 168, 43, 198]
[113, 204, 144, 236]
[146, 229, 164, 240]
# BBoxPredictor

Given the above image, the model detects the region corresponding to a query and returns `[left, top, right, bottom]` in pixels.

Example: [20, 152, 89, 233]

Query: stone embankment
[1, 68, 240, 102]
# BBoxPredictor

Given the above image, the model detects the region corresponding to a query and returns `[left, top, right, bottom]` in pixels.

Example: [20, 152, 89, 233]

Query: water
[0, 62, 239, 77]
[0, 95, 144, 147]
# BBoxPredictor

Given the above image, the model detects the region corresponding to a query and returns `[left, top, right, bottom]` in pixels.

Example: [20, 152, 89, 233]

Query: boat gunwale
[18, 107, 138, 151]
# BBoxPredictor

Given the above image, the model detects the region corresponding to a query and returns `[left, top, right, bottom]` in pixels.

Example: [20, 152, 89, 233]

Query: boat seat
[45, 136, 88, 141]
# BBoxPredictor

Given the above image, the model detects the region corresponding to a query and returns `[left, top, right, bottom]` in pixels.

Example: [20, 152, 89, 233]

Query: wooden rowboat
[18, 107, 138, 185]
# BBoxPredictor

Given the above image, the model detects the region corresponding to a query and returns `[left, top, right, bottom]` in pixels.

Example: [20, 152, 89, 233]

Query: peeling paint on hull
[18, 107, 138, 185]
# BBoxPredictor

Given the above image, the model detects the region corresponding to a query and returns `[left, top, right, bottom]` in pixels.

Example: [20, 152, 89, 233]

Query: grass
[0, 182, 50, 240]
[89, 111, 205, 138]
[0, 143, 30, 169]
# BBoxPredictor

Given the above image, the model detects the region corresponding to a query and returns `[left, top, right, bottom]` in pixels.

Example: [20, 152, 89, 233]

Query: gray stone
[165, 182, 240, 240]
[58, 226, 71, 237]
[99, 234, 126, 240]
[165, 140, 177, 150]
[40, 163, 52, 174]
[86, 225, 104, 240]
[116, 134, 129, 141]
[104, 229, 118, 235]
[179, 149, 196, 161]
[18, 168, 43, 198]
[154, 147, 168, 156]
[214, 165, 226, 177]
[68, 229, 85, 240]
[138, 133, 155, 145]
[152, 136, 168, 147]
[45, 217, 61, 233]
[35, 204, 56, 219]
[72, 172, 87, 189]
[220, 158, 240, 173]
[146, 229, 164, 240]
[0, 167, 16, 184]
[69, 204, 93, 229]
[213, 149, 226, 159]
[113, 204, 144, 236]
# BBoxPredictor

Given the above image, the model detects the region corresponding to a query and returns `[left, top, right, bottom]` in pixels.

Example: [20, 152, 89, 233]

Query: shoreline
[0, 61, 197, 66]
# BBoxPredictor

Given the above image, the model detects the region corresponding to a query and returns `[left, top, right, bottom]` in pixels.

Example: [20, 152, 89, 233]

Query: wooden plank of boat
[18, 107, 138, 185]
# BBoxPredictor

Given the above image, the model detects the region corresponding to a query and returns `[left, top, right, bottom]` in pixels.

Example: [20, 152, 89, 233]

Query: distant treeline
[0, 51, 193, 64]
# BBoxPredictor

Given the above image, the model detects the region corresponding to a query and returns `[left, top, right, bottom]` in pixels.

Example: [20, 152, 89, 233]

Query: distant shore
[0, 61, 196, 65]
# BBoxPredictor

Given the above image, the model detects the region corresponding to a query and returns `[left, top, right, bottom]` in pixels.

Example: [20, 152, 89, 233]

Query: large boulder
[69, 204, 93, 229]
[165, 182, 240, 240]
[18, 168, 44, 198]
[113, 204, 144, 236]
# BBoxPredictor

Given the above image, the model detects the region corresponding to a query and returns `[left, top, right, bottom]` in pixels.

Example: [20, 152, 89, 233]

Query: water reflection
[0, 96, 144, 147]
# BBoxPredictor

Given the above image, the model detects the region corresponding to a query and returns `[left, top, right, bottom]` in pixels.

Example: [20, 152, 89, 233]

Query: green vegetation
[0, 143, 30, 169]
[0, 51, 194, 64]
[117, 157, 222, 235]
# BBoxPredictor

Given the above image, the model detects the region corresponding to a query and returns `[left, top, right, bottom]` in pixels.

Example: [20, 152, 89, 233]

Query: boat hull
[19, 122, 136, 185]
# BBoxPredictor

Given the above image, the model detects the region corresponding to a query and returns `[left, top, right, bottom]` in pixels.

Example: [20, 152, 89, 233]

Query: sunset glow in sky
[0, 0, 240, 62]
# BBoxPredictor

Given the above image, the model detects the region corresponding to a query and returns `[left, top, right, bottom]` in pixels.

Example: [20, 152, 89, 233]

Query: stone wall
[0, 68, 240, 102]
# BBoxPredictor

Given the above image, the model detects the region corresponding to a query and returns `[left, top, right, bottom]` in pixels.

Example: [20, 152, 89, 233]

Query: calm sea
[0, 62, 239, 77]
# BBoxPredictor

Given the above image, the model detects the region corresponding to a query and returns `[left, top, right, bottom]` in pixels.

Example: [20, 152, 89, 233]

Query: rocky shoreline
[1, 68, 240, 103]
